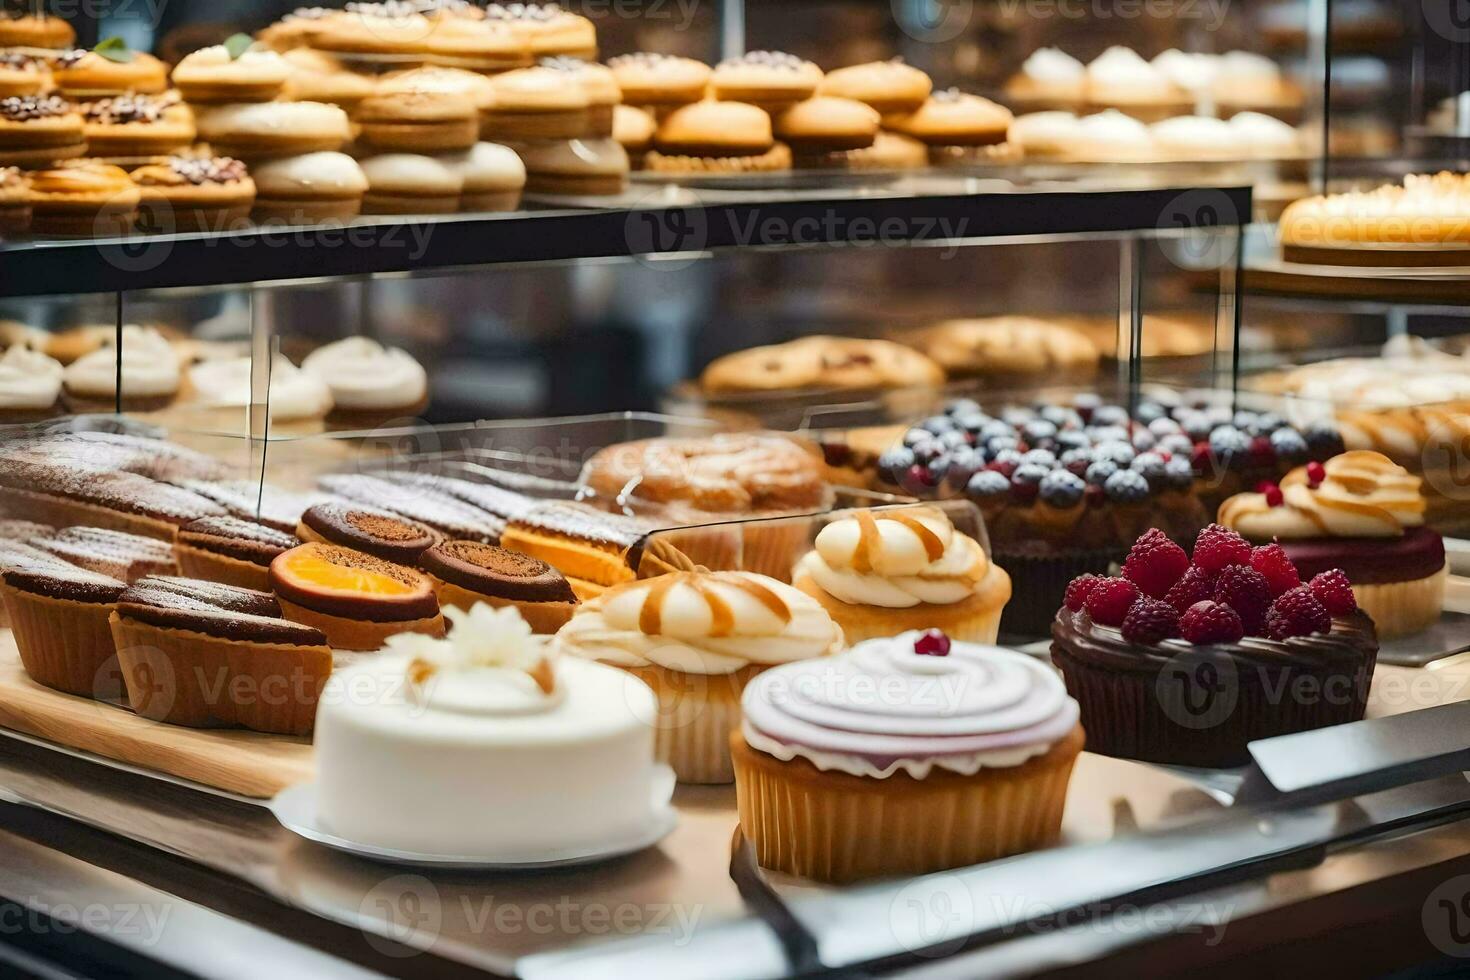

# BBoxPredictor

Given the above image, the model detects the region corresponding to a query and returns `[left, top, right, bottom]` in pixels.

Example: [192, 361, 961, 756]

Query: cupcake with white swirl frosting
[0, 344, 63, 422]
[61, 324, 181, 413]
[553, 569, 844, 783]
[793, 506, 1011, 645]
[300, 336, 428, 428]
[733, 629, 1083, 882]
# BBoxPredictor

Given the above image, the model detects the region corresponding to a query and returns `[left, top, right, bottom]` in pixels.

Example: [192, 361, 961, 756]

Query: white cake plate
[270, 766, 678, 870]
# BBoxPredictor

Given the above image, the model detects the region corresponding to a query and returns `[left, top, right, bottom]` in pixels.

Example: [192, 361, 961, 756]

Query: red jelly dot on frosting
[913, 629, 951, 657]
[1306, 462, 1326, 487]
[1257, 482, 1284, 507]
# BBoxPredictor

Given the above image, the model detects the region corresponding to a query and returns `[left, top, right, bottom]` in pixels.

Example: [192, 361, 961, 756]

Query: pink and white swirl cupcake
[732, 629, 1083, 882]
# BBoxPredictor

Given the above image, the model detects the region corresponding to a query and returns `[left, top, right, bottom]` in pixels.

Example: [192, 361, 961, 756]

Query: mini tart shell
[109, 612, 331, 735]
[732, 723, 1084, 883]
[274, 596, 445, 651]
[83, 107, 198, 158]
[174, 542, 273, 592]
[1, 581, 123, 698]
[792, 564, 1011, 646]
[425, 573, 576, 634]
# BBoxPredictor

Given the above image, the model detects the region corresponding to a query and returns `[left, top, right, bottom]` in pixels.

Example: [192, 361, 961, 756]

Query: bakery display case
[6, 2, 1470, 979]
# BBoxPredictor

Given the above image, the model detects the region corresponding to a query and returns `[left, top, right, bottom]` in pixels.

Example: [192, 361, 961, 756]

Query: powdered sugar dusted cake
[313, 603, 668, 857]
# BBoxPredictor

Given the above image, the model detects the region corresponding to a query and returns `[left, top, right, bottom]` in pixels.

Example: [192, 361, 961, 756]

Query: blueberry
[1131, 451, 1167, 486]
[926, 457, 950, 485]
[990, 448, 1024, 470]
[1164, 456, 1195, 489]
[1269, 427, 1308, 461]
[938, 429, 971, 452]
[1104, 469, 1151, 503]
[1022, 449, 1057, 468]
[1148, 416, 1182, 437]
[1131, 429, 1157, 452]
[984, 435, 1020, 457]
[955, 413, 991, 434]
[1232, 410, 1259, 432]
[1135, 401, 1166, 423]
[1254, 412, 1285, 434]
[1094, 441, 1136, 467]
[967, 470, 1011, 498]
[902, 428, 929, 448]
[910, 438, 943, 464]
[1040, 405, 1078, 428]
[1178, 412, 1213, 442]
[945, 448, 983, 486]
[978, 421, 1013, 443]
[878, 447, 916, 482]
[1001, 407, 1036, 428]
[1204, 405, 1233, 427]
[1060, 446, 1093, 470]
[1087, 425, 1130, 445]
[946, 398, 982, 418]
[1208, 424, 1250, 458]
[1305, 421, 1345, 456]
[1012, 462, 1049, 485]
[920, 415, 957, 435]
[1085, 459, 1119, 485]
[1159, 433, 1195, 456]
[1039, 469, 1086, 508]
[1022, 420, 1058, 444]
[1055, 430, 1091, 452]
[1092, 405, 1130, 428]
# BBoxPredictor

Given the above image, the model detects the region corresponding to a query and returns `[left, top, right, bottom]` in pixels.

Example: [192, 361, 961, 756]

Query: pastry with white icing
[61, 324, 181, 413]
[300, 336, 428, 426]
[315, 603, 670, 858]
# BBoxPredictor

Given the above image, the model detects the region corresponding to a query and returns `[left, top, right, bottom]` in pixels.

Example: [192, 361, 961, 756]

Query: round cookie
[196, 101, 352, 160]
[485, 66, 590, 140]
[355, 90, 480, 152]
[887, 89, 1013, 147]
[250, 151, 367, 225]
[0, 94, 85, 168]
[51, 48, 168, 98]
[359, 152, 465, 214]
[712, 50, 822, 110]
[607, 52, 710, 108]
[774, 96, 880, 153]
[701, 335, 945, 394]
[817, 59, 932, 114]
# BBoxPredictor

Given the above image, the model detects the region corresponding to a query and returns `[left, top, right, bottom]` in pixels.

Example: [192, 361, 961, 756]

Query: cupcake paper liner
[110, 614, 331, 735]
[731, 725, 1083, 883]
[1052, 644, 1376, 768]
[993, 546, 1122, 638]
[2, 584, 122, 699]
[618, 662, 763, 784]
[1354, 567, 1446, 640]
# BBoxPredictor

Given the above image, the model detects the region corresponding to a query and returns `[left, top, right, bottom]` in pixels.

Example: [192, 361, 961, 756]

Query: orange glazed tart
[110, 576, 332, 735]
[269, 542, 445, 650]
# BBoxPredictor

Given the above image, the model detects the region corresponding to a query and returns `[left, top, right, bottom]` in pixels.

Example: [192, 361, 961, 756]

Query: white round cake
[314, 604, 667, 858]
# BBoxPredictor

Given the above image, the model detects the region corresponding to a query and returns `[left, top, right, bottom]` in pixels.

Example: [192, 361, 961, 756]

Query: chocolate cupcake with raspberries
[1051, 523, 1378, 768]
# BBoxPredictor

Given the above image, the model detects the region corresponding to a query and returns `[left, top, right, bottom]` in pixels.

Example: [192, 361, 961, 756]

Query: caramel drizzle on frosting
[1219, 450, 1423, 533]
[850, 509, 945, 573]
[636, 571, 791, 638]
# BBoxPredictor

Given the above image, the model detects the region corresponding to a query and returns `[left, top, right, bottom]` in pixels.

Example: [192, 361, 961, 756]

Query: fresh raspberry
[1265, 585, 1331, 640]
[1192, 523, 1252, 574]
[1164, 565, 1215, 614]
[1178, 600, 1245, 645]
[1122, 528, 1190, 598]
[1213, 564, 1273, 634]
[1083, 577, 1140, 627]
[1121, 597, 1180, 645]
[1250, 543, 1300, 597]
[1064, 574, 1103, 611]
[1309, 569, 1358, 616]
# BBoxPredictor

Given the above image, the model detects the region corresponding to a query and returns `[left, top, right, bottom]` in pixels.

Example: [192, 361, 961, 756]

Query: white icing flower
[387, 604, 559, 714]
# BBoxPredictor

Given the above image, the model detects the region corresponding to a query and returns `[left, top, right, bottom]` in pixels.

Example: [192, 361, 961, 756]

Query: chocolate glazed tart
[418, 540, 578, 634]
[1051, 608, 1378, 768]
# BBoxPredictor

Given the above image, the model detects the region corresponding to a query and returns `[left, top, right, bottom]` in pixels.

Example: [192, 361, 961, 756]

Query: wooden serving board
[0, 632, 312, 799]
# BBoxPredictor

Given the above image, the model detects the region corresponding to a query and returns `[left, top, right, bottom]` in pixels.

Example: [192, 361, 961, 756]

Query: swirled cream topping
[188, 355, 333, 423]
[1021, 47, 1084, 83]
[552, 571, 843, 674]
[1087, 46, 1167, 88]
[796, 506, 992, 608]
[1218, 450, 1425, 540]
[62, 324, 180, 399]
[741, 631, 1080, 779]
[300, 337, 426, 411]
[384, 603, 559, 715]
[0, 345, 62, 410]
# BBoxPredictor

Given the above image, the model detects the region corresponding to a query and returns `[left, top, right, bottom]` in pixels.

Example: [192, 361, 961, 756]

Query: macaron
[887, 89, 1013, 146]
[359, 152, 465, 214]
[297, 502, 439, 564]
[711, 51, 823, 110]
[171, 43, 292, 104]
[485, 66, 590, 140]
[250, 151, 368, 224]
[0, 94, 85, 168]
[196, 100, 352, 160]
[817, 59, 932, 114]
[607, 52, 711, 108]
[774, 96, 880, 153]
[513, 138, 628, 196]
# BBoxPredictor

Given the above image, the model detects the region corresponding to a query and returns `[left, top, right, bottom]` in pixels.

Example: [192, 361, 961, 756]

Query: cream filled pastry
[1218, 451, 1445, 638]
[732, 631, 1083, 882]
[1006, 47, 1086, 107]
[553, 570, 842, 783]
[300, 336, 428, 422]
[0, 344, 63, 421]
[794, 506, 1010, 644]
[185, 354, 333, 434]
[61, 324, 180, 412]
[315, 603, 669, 858]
